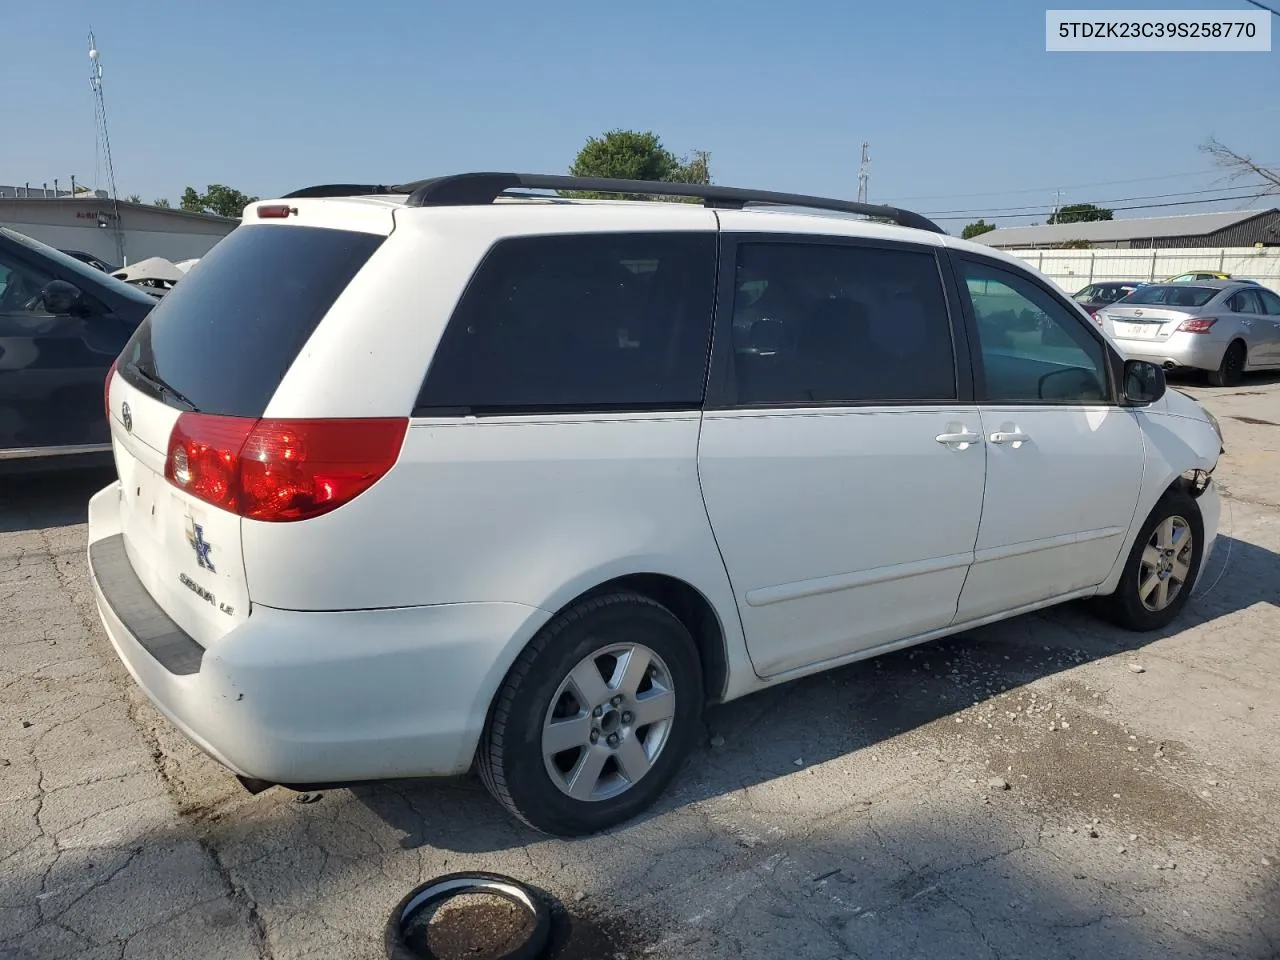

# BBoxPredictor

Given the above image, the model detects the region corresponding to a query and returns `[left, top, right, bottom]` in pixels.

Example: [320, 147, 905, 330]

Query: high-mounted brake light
[165, 414, 407, 522]
[256, 204, 297, 219]
[1176, 317, 1217, 334]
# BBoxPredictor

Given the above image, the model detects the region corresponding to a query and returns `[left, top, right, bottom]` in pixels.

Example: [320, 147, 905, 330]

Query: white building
[0, 196, 237, 266]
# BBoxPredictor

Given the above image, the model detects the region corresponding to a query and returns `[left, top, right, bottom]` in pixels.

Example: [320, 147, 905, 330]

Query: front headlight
[1205, 409, 1225, 453]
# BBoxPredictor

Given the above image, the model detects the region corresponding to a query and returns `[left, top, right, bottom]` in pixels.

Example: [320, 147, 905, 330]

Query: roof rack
[282, 173, 943, 233]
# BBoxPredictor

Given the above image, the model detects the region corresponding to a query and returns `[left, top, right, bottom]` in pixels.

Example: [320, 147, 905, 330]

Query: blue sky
[2, 0, 1277, 230]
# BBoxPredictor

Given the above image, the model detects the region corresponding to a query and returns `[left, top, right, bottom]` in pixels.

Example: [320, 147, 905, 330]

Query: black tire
[1207, 340, 1246, 387]
[477, 591, 702, 837]
[1094, 489, 1203, 632]
[384, 872, 552, 960]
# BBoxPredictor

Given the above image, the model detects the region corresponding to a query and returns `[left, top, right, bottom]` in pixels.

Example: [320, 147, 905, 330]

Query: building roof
[0, 196, 238, 225]
[973, 208, 1279, 247]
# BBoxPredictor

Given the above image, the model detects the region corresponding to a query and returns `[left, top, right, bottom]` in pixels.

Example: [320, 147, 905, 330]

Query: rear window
[119, 225, 383, 417]
[1123, 284, 1217, 308]
[416, 232, 717, 414]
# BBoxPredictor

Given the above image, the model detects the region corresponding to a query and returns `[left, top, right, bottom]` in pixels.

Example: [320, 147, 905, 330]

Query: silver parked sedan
[1102, 281, 1280, 386]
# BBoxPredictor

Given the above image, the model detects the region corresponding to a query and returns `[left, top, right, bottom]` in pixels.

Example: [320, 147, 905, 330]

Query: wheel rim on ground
[1138, 515, 1194, 612]
[541, 643, 676, 802]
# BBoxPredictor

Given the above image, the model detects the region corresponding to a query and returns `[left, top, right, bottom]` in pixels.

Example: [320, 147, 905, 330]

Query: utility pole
[88, 30, 125, 263]
[1051, 189, 1063, 223]
[857, 142, 870, 204]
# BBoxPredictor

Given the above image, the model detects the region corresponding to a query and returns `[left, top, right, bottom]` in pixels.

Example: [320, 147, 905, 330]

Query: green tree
[153, 198, 171, 208]
[125, 193, 142, 203]
[180, 184, 258, 218]
[566, 130, 712, 200]
[961, 219, 997, 239]
[1048, 202, 1113, 225]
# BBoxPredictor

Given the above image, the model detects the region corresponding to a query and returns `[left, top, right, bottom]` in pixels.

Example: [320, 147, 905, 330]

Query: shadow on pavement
[357, 531, 1277, 857]
[0, 466, 114, 534]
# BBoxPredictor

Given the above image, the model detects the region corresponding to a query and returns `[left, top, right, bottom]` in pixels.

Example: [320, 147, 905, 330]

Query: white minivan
[90, 173, 1224, 836]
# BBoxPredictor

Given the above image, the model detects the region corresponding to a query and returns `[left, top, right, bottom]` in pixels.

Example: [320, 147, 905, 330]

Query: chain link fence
[1002, 247, 1280, 295]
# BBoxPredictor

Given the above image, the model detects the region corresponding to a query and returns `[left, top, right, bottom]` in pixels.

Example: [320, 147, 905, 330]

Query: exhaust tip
[236, 775, 276, 795]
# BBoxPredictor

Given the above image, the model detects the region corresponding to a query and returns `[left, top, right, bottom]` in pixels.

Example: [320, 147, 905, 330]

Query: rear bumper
[1111, 333, 1226, 372]
[88, 482, 551, 784]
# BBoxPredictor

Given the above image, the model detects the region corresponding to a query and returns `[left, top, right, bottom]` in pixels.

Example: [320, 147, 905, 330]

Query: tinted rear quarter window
[119, 225, 383, 417]
[417, 232, 717, 413]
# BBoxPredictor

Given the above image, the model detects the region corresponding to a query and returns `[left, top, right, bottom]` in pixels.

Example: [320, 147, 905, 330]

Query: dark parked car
[60, 249, 120, 274]
[1, 227, 155, 472]
[1071, 280, 1145, 325]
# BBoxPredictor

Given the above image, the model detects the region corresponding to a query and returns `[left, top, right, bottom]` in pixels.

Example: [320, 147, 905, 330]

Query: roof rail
[280, 173, 943, 233]
[281, 184, 399, 199]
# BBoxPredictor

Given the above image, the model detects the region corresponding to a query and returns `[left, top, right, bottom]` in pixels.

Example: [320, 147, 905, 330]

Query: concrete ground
[2, 375, 1278, 960]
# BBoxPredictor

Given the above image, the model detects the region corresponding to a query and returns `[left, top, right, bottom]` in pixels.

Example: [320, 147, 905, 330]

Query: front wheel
[477, 592, 702, 836]
[1094, 490, 1203, 631]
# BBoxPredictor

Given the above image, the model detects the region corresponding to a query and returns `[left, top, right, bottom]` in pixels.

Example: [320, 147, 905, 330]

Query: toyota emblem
[121, 401, 133, 433]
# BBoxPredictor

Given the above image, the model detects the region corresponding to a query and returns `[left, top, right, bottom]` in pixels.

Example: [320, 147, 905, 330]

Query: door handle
[935, 430, 982, 449]
[990, 431, 1031, 447]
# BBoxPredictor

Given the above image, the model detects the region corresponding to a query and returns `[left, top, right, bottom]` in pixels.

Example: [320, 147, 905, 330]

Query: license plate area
[1115, 321, 1161, 339]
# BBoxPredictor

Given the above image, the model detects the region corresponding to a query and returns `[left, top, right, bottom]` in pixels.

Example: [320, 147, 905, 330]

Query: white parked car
[90, 173, 1225, 836]
[1100, 280, 1280, 387]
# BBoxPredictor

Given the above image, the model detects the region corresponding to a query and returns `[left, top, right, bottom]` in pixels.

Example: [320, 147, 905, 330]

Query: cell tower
[857, 142, 870, 204]
[88, 30, 126, 264]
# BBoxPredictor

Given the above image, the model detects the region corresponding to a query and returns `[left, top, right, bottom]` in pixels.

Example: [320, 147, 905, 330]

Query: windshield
[0, 227, 158, 306]
[1122, 284, 1218, 308]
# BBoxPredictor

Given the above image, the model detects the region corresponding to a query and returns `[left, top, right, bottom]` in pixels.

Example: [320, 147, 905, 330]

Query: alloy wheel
[541, 643, 676, 802]
[1138, 515, 1194, 612]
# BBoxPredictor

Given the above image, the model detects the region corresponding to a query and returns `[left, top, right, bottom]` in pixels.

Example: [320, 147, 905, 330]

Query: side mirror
[1039, 366, 1105, 403]
[1123, 359, 1166, 405]
[40, 280, 86, 316]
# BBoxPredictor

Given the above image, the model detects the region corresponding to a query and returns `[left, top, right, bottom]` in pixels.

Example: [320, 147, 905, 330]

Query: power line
[927, 191, 1273, 222]
[885, 161, 1280, 203]
[922, 183, 1278, 217]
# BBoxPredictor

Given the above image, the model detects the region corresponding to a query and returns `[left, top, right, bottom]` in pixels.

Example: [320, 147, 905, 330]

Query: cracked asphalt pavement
[3, 376, 1278, 959]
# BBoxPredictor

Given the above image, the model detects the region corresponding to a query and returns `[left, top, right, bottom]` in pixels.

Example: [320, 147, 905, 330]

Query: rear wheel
[1094, 489, 1203, 631]
[1207, 340, 1246, 387]
[477, 592, 702, 836]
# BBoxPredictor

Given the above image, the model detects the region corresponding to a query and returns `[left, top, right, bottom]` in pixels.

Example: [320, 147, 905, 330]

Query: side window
[1257, 289, 1280, 315]
[0, 252, 54, 314]
[1229, 289, 1263, 314]
[959, 259, 1109, 404]
[417, 233, 716, 413]
[729, 242, 956, 405]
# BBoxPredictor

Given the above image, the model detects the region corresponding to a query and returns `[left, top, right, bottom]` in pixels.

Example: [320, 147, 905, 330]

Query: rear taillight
[165, 414, 407, 522]
[104, 359, 118, 422]
[1090, 311, 1101, 326]
[1176, 318, 1217, 334]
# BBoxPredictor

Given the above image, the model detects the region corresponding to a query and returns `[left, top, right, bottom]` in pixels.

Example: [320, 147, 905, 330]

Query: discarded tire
[385, 872, 552, 960]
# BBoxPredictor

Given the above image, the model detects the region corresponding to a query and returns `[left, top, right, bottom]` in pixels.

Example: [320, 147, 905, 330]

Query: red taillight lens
[104, 358, 118, 422]
[165, 415, 407, 522]
[166, 414, 256, 512]
[256, 204, 295, 219]
[1090, 311, 1101, 326]
[1176, 317, 1217, 334]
